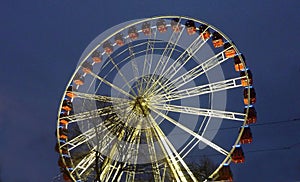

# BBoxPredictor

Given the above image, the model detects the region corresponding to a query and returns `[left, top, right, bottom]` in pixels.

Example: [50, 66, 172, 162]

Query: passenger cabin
[199, 24, 210, 40]
[114, 33, 124, 46]
[59, 118, 69, 126]
[231, 145, 245, 163]
[185, 20, 197, 35]
[73, 73, 84, 85]
[243, 86, 256, 105]
[63, 172, 72, 182]
[62, 100, 73, 112]
[240, 126, 253, 144]
[61, 148, 68, 155]
[55, 142, 68, 154]
[217, 164, 233, 181]
[82, 61, 93, 73]
[156, 19, 167, 33]
[212, 32, 224, 48]
[58, 157, 66, 168]
[142, 22, 151, 36]
[234, 54, 246, 71]
[244, 105, 257, 124]
[59, 128, 68, 140]
[66, 85, 76, 98]
[171, 18, 182, 32]
[91, 50, 102, 63]
[240, 69, 253, 86]
[103, 41, 113, 55]
[224, 42, 236, 58]
[59, 156, 71, 167]
[128, 26, 139, 40]
[60, 110, 68, 118]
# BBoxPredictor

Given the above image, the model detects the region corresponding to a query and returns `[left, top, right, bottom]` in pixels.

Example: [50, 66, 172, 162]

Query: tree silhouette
[187, 156, 217, 182]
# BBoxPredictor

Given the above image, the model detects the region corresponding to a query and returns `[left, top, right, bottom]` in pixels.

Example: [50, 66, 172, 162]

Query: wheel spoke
[149, 106, 229, 156]
[152, 103, 245, 121]
[61, 103, 130, 124]
[127, 41, 140, 81]
[145, 22, 185, 92]
[61, 114, 121, 150]
[98, 110, 139, 181]
[145, 33, 208, 96]
[71, 148, 100, 176]
[106, 56, 138, 97]
[71, 91, 130, 103]
[145, 128, 162, 182]
[103, 160, 123, 182]
[61, 121, 106, 150]
[139, 27, 158, 93]
[154, 47, 232, 96]
[124, 130, 141, 182]
[157, 21, 185, 76]
[147, 115, 197, 182]
[155, 76, 245, 103]
[145, 116, 183, 182]
[71, 131, 115, 176]
[89, 71, 135, 99]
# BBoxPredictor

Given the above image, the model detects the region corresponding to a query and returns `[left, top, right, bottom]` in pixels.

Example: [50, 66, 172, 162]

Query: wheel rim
[56, 16, 256, 182]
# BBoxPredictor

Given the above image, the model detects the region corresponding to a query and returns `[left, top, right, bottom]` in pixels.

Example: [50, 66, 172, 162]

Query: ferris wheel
[55, 16, 257, 182]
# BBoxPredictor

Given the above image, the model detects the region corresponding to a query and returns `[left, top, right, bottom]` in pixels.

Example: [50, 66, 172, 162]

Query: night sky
[1, 1, 300, 181]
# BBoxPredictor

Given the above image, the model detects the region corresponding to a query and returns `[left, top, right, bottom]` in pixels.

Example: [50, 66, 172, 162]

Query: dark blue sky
[0, 1, 300, 181]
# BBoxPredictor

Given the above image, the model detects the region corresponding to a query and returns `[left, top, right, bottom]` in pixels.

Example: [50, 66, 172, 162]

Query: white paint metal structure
[56, 16, 256, 182]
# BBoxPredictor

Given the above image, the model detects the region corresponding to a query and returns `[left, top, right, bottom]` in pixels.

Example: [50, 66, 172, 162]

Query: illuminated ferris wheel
[55, 16, 257, 182]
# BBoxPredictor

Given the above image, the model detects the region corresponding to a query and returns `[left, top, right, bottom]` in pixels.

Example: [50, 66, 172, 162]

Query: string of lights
[217, 117, 300, 131]
[184, 141, 300, 159]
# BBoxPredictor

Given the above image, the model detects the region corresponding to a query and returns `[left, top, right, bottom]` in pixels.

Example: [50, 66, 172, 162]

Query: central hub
[131, 96, 150, 117]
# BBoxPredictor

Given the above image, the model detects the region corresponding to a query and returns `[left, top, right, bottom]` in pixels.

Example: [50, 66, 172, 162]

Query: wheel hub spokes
[130, 96, 150, 117]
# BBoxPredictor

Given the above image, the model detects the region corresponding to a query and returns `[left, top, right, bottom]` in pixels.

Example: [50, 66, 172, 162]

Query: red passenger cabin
[66, 85, 76, 98]
[231, 145, 245, 163]
[59, 119, 68, 126]
[62, 99, 73, 112]
[244, 105, 257, 124]
[61, 148, 69, 155]
[243, 86, 256, 105]
[240, 126, 253, 144]
[58, 157, 66, 168]
[82, 61, 93, 73]
[91, 50, 102, 63]
[59, 118, 69, 126]
[199, 24, 210, 40]
[142, 22, 151, 36]
[156, 19, 167, 33]
[55, 142, 68, 154]
[217, 164, 233, 181]
[240, 69, 253, 86]
[59, 128, 68, 140]
[212, 32, 224, 48]
[73, 73, 84, 85]
[234, 54, 246, 71]
[224, 42, 236, 58]
[171, 18, 182, 32]
[114, 33, 124, 46]
[58, 156, 72, 168]
[103, 41, 113, 55]
[63, 172, 72, 182]
[128, 26, 139, 40]
[185, 20, 197, 35]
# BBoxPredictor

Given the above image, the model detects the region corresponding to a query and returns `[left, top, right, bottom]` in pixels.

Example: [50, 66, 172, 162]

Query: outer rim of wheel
[56, 15, 254, 181]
